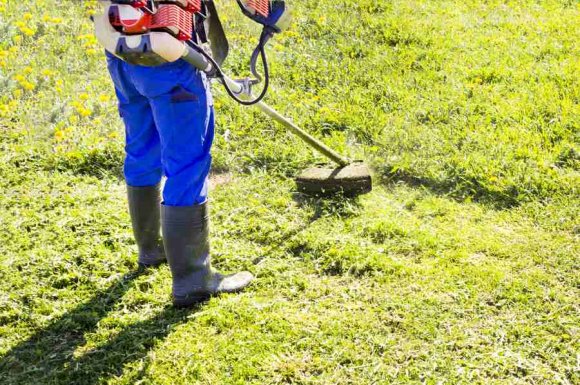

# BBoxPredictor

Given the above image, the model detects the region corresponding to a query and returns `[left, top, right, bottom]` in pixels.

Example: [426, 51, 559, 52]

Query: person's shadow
[0, 269, 200, 384]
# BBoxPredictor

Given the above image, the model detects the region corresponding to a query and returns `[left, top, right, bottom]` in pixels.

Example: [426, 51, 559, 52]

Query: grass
[0, 0, 578, 384]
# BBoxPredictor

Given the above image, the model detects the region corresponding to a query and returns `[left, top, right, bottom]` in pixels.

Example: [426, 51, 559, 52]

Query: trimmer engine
[109, 0, 201, 41]
[95, 0, 291, 101]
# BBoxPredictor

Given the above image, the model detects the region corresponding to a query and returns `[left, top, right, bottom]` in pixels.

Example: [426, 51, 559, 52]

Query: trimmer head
[295, 162, 373, 197]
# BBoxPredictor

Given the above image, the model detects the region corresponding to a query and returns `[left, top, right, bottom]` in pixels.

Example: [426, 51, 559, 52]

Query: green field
[0, 0, 578, 384]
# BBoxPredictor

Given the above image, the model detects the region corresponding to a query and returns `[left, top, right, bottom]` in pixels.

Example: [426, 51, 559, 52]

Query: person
[105, 49, 253, 307]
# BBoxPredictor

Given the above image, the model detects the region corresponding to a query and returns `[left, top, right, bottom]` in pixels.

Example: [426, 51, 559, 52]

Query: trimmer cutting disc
[295, 161, 372, 197]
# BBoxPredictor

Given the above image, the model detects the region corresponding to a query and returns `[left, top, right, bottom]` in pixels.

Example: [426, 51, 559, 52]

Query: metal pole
[221, 76, 350, 167]
[183, 47, 350, 167]
[254, 101, 349, 167]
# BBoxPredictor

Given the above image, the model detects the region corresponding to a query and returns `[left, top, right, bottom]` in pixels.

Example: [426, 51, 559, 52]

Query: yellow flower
[42, 15, 51, 22]
[23, 13, 33, 20]
[41, 69, 54, 77]
[20, 81, 35, 91]
[76, 107, 92, 117]
[54, 130, 65, 142]
[13, 89, 22, 98]
[79, 93, 90, 101]
[23, 67, 33, 74]
[51, 17, 63, 24]
[13, 35, 22, 43]
[98, 94, 110, 103]
[19, 26, 35, 36]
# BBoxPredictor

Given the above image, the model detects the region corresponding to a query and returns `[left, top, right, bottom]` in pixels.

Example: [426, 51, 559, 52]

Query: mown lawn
[0, 0, 578, 384]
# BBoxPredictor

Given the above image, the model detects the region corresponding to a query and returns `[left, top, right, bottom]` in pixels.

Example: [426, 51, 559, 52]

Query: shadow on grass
[0, 269, 199, 385]
[45, 146, 125, 180]
[251, 193, 361, 265]
[379, 167, 521, 210]
[293, 192, 364, 221]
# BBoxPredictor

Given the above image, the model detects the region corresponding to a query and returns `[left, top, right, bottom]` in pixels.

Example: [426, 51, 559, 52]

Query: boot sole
[138, 260, 167, 269]
[172, 293, 212, 308]
[172, 285, 251, 308]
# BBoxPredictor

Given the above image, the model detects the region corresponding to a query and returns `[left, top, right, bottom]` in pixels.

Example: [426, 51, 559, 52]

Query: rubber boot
[161, 202, 254, 307]
[127, 184, 166, 267]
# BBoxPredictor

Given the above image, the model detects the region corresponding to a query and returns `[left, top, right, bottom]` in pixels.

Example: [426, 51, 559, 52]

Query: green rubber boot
[127, 184, 166, 267]
[161, 202, 254, 307]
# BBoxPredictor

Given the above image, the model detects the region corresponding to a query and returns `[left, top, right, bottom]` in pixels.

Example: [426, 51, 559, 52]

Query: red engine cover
[130, 0, 148, 7]
[246, 0, 270, 17]
[122, 0, 201, 13]
[166, 0, 202, 14]
[150, 4, 193, 41]
[109, 2, 199, 41]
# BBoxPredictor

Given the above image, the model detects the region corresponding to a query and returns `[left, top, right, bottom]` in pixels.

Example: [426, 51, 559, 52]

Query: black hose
[187, 29, 273, 106]
[250, 31, 272, 82]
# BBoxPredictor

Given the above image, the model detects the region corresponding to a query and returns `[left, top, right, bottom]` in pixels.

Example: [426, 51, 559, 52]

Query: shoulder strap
[202, 1, 229, 66]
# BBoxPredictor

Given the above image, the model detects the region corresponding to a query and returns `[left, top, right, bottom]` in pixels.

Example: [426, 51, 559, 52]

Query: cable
[187, 28, 273, 106]
[250, 30, 273, 82]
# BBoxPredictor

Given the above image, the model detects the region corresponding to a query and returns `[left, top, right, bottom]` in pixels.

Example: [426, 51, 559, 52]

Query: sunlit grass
[0, 0, 578, 384]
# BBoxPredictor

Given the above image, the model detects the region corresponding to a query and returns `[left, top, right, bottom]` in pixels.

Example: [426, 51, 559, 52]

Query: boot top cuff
[161, 202, 209, 223]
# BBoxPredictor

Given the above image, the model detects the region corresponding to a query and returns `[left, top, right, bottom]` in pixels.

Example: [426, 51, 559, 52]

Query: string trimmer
[94, 0, 372, 196]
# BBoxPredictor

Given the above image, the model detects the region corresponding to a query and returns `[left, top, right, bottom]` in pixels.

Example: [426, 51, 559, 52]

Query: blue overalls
[106, 52, 214, 206]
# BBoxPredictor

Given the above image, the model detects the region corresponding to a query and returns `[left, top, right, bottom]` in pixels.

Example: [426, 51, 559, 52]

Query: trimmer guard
[295, 162, 373, 197]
